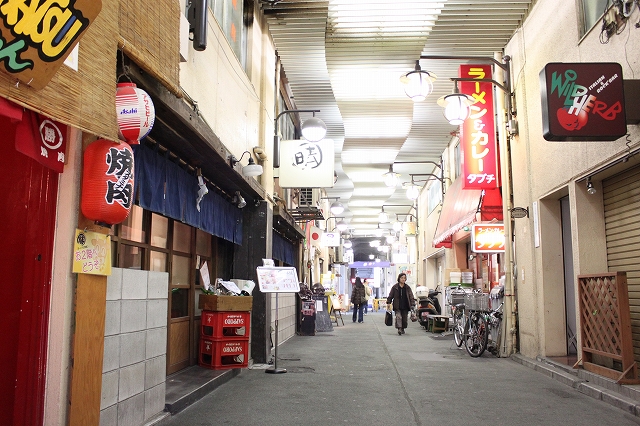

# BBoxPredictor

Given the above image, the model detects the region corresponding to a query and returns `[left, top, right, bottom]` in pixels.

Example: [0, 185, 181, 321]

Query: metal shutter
[603, 165, 640, 362]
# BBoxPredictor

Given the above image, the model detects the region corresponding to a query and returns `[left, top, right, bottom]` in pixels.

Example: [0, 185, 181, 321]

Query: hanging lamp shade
[330, 200, 344, 215]
[400, 61, 436, 102]
[81, 139, 135, 226]
[301, 116, 327, 141]
[437, 92, 474, 125]
[116, 82, 156, 145]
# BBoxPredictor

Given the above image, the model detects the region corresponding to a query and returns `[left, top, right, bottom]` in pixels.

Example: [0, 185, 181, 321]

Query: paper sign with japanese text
[460, 64, 500, 190]
[256, 267, 300, 293]
[0, 0, 102, 90]
[278, 139, 335, 188]
[471, 223, 505, 253]
[72, 229, 111, 275]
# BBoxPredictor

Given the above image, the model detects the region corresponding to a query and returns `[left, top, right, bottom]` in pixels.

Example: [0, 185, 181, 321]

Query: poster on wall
[72, 229, 111, 275]
[0, 0, 102, 89]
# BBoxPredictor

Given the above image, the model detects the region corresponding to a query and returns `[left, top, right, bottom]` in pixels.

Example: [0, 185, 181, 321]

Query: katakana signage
[459, 64, 500, 190]
[471, 223, 505, 253]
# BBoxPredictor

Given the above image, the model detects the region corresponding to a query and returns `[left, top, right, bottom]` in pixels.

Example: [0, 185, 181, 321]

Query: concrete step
[512, 354, 640, 417]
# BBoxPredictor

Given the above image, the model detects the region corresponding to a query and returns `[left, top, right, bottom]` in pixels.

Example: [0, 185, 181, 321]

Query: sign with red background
[459, 64, 500, 190]
[540, 62, 626, 141]
[471, 223, 505, 253]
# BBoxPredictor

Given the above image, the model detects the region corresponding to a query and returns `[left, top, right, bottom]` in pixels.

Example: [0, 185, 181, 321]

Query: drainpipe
[494, 51, 517, 356]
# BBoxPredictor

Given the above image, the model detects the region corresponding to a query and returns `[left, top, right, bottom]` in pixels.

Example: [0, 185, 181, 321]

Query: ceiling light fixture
[375, 224, 383, 238]
[379, 206, 388, 223]
[399, 60, 437, 102]
[273, 109, 326, 168]
[336, 219, 348, 232]
[330, 199, 344, 215]
[383, 164, 400, 187]
[229, 151, 264, 177]
[406, 184, 420, 200]
[343, 240, 352, 249]
[437, 81, 474, 125]
[587, 177, 596, 195]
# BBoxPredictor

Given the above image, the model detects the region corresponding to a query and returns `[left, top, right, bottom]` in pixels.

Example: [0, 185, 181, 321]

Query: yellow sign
[72, 229, 111, 275]
[0, 0, 102, 89]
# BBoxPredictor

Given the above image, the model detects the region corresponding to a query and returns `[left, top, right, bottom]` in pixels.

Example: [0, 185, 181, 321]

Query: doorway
[561, 196, 577, 354]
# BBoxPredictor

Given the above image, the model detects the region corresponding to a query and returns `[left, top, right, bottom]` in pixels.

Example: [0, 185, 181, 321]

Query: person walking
[351, 277, 367, 323]
[386, 273, 416, 335]
[363, 279, 372, 315]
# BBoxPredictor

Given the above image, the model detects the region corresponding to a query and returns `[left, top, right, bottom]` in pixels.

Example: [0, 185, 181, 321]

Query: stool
[428, 315, 449, 333]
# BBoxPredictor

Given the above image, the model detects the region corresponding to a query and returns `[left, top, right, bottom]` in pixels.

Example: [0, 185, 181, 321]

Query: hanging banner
[0, 0, 102, 90]
[279, 139, 334, 188]
[72, 229, 112, 275]
[540, 62, 626, 141]
[459, 65, 500, 190]
[15, 110, 67, 173]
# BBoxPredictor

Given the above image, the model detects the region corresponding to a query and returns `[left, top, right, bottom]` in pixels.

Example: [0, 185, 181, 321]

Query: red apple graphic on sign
[557, 107, 588, 131]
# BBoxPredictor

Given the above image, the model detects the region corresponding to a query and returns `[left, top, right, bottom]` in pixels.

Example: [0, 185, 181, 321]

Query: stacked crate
[198, 295, 253, 370]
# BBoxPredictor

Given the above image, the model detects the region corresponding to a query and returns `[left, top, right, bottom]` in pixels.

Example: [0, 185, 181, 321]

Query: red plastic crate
[201, 311, 251, 338]
[199, 337, 249, 369]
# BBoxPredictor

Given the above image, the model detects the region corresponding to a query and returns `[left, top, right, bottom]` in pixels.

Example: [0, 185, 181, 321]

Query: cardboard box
[198, 294, 253, 311]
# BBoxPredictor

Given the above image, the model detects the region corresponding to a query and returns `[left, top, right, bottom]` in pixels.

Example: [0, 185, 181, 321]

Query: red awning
[433, 178, 503, 247]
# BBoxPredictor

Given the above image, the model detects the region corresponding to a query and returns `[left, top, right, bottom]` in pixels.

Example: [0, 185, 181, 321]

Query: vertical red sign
[459, 64, 500, 189]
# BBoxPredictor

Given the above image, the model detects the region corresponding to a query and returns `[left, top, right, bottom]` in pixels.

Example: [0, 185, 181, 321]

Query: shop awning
[433, 178, 503, 248]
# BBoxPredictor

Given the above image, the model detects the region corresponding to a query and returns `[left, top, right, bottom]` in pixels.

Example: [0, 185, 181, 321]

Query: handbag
[410, 310, 418, 322]
[385, 310, 393, 326]
[361, 295, 368, 304]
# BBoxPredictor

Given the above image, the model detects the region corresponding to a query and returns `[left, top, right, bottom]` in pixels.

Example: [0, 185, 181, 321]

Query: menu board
[256, 267, 300, 293]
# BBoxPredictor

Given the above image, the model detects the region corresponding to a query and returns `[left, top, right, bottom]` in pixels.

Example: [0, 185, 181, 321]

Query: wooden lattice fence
[577, 272, 639, 384]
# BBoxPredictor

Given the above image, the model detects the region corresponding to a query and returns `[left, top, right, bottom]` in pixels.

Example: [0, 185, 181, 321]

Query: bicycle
[462, 290, 489, 357]
[485, 302, 504, 356]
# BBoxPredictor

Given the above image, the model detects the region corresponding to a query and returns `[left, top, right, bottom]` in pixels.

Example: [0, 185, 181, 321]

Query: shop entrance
[0, 136, 57, 426]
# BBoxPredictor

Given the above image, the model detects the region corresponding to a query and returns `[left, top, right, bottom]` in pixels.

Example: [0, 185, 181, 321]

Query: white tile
[100, 370, 119, 410]
[148, 271, 169, 299]
[106, 268, 123, 301]
[99, 404, 117, 426]
[122, 269, 148, 300]
[145, 355, 166, 389]
[147, 300, 168, 329]
[120, 331, 146, 367]
[103, 335, 120, 373]
[121, 300, 147, 333]
[118, 363, 145, 402]
[144, 382, 166, 421]
[104, 301, 121, 336]
[117, 393, 145, 426]
[146, 327, 167, 359]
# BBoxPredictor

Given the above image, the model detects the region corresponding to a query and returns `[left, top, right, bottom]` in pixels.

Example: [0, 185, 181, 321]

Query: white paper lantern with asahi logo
[116, 82, 155, 145]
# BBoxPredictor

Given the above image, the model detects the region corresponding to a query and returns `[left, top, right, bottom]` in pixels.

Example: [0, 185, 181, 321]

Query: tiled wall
[100, 268, 169, 426]
[271, 293, 296, 346]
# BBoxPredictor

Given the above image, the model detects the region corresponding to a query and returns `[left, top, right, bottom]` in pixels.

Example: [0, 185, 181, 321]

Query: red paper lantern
[81, 139, 135, 225]
[116, 82, 155, 145]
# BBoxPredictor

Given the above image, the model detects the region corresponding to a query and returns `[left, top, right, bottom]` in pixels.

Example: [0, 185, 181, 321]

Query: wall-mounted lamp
[375, 224, 383, 238]
[437, 81, 474, 125]
[229, 151, 263, 176]
[233, 191, 247, 209]
[587, 177, 596, 195]
[399, 60, 437, 102]
[343, 239, 352, 249]
[322, 197, 345, 215]
[383, 164, 400, 187]
[468, 254, 477, 261]
[274, 109, 326, 168]
[336, 219, 348, 232]
[405, 182, 420, 200]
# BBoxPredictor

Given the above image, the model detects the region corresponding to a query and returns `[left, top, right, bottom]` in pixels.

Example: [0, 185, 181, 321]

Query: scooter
[415, 285, 442, 330]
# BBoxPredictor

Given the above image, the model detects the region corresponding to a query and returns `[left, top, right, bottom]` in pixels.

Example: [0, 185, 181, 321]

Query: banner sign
[471, 223, 505, 253]
[72, 229, 111, 275]
[540, 62, 626, 141]
[0, 0, 102, 90]
[279, 139, 334, 188]
[459, 65, 500, 190]
[15, 110, 67, 173]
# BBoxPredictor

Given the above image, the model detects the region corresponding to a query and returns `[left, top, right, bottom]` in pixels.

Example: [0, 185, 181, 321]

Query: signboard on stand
[256, 267, 300, 293]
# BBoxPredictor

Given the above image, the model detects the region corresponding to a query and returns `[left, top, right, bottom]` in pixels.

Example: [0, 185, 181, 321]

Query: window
[579, 0, 609, 36]
[209, 0, 246, 67]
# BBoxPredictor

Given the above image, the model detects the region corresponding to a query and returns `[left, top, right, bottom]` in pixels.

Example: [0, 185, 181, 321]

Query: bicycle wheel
[453, 309, 464, 347]
[464, 313, 488, 357]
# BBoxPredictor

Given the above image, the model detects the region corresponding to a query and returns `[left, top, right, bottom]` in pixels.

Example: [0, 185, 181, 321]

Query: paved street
[159, 311, 640, 426]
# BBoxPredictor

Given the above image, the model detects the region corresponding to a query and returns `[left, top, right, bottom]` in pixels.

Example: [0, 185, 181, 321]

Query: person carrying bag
[351, 277, 367, 323]
[386, 272, 416, 335]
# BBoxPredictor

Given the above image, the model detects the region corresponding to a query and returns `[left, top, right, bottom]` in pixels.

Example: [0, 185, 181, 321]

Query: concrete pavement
[156, 310, 640, 426]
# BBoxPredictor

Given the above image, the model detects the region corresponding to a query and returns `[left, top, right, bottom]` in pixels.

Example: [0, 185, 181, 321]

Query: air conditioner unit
[298, 188, 320, 208]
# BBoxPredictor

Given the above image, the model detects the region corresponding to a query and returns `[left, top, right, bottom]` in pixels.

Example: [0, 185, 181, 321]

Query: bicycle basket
[450, 291, 466, 306]
[464, 292, 489, 311]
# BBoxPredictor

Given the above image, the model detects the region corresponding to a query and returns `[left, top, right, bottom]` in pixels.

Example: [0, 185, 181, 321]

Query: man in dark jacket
[386, 272, 416, 335]
[351, 277, 367, 323]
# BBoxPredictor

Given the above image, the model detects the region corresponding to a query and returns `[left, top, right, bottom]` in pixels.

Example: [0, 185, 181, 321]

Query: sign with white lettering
[0, 0, 102, 89]
[471, 223, 505, 253]
[540, 62, 627, 141]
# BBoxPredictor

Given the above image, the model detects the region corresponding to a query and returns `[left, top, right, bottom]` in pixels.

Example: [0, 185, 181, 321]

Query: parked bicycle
[451, 289, 505, 358]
